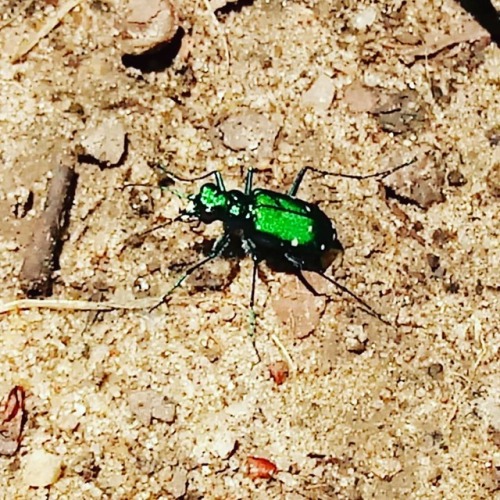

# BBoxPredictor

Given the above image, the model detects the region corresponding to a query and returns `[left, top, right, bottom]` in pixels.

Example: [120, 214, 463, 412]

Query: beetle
[155, 160, 415, 326]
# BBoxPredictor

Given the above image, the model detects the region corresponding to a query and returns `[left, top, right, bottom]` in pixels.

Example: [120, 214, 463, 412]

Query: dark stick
[19, 162, 78, 297]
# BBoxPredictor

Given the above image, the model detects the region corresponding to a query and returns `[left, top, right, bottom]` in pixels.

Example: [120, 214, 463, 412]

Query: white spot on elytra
[320, 244, 325, 250]
[291, 238, 299, 247]
[308, 225, 312, 232]
[305, 206, 311, 212]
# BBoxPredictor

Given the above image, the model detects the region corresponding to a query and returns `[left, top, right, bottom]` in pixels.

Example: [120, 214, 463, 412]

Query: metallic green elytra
[157, 162, 417, 325]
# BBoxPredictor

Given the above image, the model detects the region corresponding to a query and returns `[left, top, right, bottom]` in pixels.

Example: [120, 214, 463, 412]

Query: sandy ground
[0, 0, 499, 498]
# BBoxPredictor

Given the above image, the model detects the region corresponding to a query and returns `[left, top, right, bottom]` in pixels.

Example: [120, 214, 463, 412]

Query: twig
[19, 162, 78, 297]
[11, 0, 82, 63]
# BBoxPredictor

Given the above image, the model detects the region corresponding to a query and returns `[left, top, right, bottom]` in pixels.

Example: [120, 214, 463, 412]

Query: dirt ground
[0, 0, 499, 498]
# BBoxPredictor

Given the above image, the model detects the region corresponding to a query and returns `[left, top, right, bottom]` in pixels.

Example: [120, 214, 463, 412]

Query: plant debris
[0, 386, 26, 456]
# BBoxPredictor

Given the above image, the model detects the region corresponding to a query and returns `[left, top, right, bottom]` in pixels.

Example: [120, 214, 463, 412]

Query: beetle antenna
[121, 216, 184, 251]
[330, 156, 418, 180]
[121, 182, 188, 200]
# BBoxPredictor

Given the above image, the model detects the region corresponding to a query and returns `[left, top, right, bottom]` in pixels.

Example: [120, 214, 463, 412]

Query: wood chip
[19, 161, 78, 297]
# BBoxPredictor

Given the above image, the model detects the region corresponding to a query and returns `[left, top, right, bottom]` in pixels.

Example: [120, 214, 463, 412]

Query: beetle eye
[185, 199, 195, 214]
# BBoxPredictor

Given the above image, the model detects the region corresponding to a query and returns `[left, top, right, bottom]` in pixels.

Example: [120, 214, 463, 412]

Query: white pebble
[23, 450, 62, 487]
[352, 7, 378, 31]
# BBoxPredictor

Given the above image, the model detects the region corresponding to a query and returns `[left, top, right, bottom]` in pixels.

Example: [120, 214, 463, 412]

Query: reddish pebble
[247, 456, 278, 480]
[268, 361, 289, 385]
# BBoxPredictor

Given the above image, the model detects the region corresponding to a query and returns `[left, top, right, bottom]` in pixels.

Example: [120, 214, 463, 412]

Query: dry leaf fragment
[0, 386, 26, 456]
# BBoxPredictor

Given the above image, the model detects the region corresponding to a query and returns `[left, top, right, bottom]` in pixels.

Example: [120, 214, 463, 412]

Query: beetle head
[181, 183, 229, 223]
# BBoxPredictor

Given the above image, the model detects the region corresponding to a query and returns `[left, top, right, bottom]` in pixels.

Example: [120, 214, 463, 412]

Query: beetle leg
[296, 271, 323, 296]
[244, 168, 255, 195]
[151, 233, 231, 311]
[248, 259, 262, 363]
[288, 167, 311, 197]
[315, 271, 392, 326]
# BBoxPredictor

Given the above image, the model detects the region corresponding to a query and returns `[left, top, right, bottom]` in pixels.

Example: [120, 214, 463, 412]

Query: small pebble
[218, 111, 281, 158]
[120, 0, 179, 55]
[268, 361, 289, 385]
[426, 253, 441, 272]
[211, 430, 237, 459]
[169, 468, 188, 498]
[80, 118, 126, 166]
[7, 187, 33, 218]
[128, 390, 176, 425]
[302, 73, 335, 112]
[151, 398, 176, 423]
[352, 6, 378, 31]
[447, 169, 467, 186]
[23, 450, 62, 487]
[428, 363, 444, 379]
[345, 324, 368, 353]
